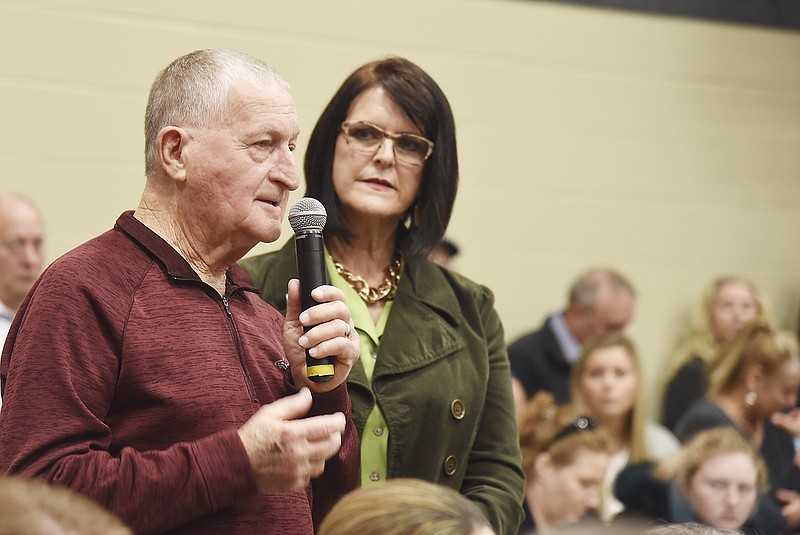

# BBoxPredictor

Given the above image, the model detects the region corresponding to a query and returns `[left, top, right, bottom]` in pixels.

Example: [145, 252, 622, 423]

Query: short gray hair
[568, 267, 635, 309]
[144, 49, 289, 175]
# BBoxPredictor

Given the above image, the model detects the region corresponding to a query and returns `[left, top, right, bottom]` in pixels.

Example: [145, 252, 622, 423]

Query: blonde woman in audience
[517, 391, 611, 534]
[318, 478, 494, 535]
[674, 322, 800, 531]
[662, 276, 774, 432]
[0, 475, 133, 535]
[614, 427, 785, 534]
[571, 332, 680, 522]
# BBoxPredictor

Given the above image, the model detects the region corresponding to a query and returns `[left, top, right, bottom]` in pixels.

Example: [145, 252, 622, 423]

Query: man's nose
[270, 151, 300, 191]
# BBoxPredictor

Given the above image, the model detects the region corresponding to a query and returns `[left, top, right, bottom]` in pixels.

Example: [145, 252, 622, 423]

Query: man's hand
[238, 388, 346, 493]
[282, 278, 360, 392]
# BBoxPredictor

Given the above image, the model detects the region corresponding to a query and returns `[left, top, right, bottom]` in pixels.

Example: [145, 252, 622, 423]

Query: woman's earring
[744, 391, 757, 407]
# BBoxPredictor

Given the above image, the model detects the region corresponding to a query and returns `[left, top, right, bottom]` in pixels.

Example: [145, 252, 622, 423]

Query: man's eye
[255, 140, 273, 148]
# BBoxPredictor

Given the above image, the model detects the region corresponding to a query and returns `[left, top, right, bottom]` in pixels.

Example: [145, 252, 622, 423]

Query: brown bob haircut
[303, 56, 459, 258]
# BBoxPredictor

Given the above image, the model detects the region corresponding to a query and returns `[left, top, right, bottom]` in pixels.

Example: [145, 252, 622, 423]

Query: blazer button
[450, 399, 465, 420]
[369, 471, 381, 482]
[443, 455, 457, 476]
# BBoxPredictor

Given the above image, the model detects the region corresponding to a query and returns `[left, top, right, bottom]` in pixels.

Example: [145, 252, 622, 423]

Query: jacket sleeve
[0, 268, 257, 535]
[307, 383, 360, 530]
[460, 286, 526, 535]
[613, 461, 668, 520]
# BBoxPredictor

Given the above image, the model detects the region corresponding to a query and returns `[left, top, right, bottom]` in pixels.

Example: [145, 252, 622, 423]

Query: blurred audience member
[615, 427, 785, 534]
[674, 322, 800, 531]
[0, 475, 133, 535]
[0, 194, 45, 343]
[517, 391, 611, 534]
[571, 333, 679, 522]
[428, 237, 459, 269]
[0, 194, 45, 411]
[662, 276, 774, 432]
[318, 478, 495, 535]
[508, 267, 636, 415]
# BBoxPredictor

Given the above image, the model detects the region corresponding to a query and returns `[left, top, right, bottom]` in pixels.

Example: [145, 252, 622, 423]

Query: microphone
[288, 197, 334, 383]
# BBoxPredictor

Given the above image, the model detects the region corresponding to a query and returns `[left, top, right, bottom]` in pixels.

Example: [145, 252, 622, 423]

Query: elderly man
[0, 49, 360, 535]
[0, 194, 45, 351]
[508, 267, 636, 415]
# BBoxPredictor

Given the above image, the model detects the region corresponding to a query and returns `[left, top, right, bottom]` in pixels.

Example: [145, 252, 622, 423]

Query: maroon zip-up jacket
[0, 211, 359, 534]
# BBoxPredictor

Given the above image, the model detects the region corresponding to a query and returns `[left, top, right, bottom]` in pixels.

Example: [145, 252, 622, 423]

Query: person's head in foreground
[0, 475, 133, 535]
[645, 522, 742, 535]
[318, 478, 494, 535]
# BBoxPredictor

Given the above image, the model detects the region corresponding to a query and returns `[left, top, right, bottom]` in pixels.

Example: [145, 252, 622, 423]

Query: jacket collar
[350, 256, 465, 383]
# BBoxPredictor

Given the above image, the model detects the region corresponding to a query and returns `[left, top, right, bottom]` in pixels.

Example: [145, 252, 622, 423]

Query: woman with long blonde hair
[662, 275, 773, 431]
[571, 333, 679, 522]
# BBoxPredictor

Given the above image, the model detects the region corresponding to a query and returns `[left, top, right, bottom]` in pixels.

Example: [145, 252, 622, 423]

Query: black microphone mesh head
[288, 197, 327, 232]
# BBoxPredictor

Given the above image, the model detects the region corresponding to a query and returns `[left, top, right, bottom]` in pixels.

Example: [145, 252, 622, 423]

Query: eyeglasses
[340, 120, 434, 166]
[542, 416, 598, 450]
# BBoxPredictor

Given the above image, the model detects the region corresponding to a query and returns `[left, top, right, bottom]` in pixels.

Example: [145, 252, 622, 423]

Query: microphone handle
[294, 229, 335, 382]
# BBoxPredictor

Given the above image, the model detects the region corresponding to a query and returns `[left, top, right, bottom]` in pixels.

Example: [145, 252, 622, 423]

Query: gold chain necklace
[332, 252, 401, 305]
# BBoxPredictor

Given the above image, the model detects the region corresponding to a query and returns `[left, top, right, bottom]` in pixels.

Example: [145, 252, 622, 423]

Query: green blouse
[325, 252, 395, 487]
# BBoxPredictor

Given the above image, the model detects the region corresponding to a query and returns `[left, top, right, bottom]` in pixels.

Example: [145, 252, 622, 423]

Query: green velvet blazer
[240, 241, 525, 535]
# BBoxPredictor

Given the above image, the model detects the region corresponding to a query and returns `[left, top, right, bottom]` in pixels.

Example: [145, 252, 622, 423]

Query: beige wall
[2, 0, 799, 417]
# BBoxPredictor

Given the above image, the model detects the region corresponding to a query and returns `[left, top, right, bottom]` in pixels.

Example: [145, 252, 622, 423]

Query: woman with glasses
[517, 391, 611, 534]
[570, 333, 680, 522]
[241, 57, 525, 535]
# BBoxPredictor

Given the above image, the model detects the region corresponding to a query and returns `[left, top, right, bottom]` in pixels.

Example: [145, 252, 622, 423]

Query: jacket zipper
[222, 295, 259, 405]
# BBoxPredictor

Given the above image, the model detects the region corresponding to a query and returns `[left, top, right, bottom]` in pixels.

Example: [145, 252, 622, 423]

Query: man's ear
[156, 126, 189, 182]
